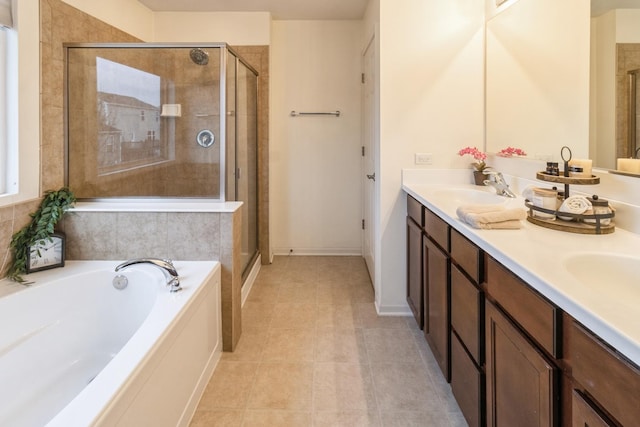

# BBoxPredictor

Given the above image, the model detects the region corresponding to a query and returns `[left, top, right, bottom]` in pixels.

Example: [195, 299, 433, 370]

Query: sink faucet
[115, 258, 182, 292]
[483, 170, 517, 198]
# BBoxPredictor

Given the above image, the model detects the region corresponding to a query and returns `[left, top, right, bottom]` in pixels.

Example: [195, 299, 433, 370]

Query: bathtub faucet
[115, 258, 182, 292]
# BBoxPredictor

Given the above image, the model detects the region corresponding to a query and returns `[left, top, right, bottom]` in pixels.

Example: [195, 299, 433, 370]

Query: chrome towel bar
[290, 110, 341, 117]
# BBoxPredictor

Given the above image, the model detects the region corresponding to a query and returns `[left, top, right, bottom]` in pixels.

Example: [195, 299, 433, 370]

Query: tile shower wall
[0, 0, 139, 277]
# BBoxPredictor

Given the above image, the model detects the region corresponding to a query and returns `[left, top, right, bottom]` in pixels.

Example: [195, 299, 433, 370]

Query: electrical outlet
[415, 153, 433, 165]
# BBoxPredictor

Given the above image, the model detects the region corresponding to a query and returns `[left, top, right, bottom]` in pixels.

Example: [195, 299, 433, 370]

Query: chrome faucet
[115, 258, 182, 292]
[483, 170, 517, 198]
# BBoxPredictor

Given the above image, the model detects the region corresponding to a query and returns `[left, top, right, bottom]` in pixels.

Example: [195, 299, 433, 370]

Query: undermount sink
[433, 188, 508, 205]
[562, 253, 640, 299]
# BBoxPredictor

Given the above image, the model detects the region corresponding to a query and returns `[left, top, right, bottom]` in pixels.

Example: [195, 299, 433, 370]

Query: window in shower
[95, 57, 164, 175]
[66, 45, 223, 199]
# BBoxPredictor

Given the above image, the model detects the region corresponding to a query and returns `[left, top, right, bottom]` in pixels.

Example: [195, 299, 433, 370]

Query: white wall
[152, 12, 271, 45]
[270, 20, 363, 255]
[377, 0, 485, 314]
[61, 0, 153, 41]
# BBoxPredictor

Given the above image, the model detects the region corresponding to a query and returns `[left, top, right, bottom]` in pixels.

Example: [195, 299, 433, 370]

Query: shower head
[189, 48, 209, 66]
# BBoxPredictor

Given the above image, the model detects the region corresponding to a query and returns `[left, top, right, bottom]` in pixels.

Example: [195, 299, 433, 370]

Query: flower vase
[473, 170, 485, 186]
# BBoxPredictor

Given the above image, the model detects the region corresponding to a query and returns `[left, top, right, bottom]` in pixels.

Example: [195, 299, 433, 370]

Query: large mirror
[485, 0, 640, 170]
[590, 0, 640, 170]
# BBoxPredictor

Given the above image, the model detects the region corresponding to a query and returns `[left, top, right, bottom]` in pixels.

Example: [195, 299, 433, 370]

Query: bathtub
[0, 260, 222, 427]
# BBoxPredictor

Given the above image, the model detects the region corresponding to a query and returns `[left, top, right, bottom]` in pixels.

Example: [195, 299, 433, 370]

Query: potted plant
[7, 187, 76, 282]
[458, 146, 489, 185]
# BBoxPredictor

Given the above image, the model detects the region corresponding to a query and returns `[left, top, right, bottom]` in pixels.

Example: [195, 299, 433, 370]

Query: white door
[362, 35, 376, 282]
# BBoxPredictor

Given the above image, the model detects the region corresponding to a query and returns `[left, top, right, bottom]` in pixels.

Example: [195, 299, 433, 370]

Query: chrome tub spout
[115, 258, 182, 292]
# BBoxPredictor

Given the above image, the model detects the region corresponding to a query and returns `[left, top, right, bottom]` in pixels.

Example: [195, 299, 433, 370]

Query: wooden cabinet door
[571, 390, 614, 427]
[424, 235, 450, 381]
[486, 301, 557, 427]
[406, 216, 423, 329]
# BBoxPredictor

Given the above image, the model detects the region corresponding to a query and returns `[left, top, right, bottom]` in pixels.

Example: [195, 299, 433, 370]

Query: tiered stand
[524, 172, 615, 235]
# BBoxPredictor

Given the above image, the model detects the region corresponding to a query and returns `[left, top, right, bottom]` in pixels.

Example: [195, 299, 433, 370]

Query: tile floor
[190, 256, 467, 427]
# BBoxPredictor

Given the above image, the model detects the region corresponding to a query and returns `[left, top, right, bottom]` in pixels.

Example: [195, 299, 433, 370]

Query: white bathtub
[0, 260, 222, 427]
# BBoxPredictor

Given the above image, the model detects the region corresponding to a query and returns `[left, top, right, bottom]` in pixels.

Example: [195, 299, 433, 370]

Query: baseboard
[241, 254, 261, 308]
[375, 300, 413, 317]
[272, 247, 363, 256]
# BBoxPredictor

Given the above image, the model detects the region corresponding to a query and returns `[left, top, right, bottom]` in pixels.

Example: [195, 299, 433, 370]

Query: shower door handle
[366, 173, 375, 181]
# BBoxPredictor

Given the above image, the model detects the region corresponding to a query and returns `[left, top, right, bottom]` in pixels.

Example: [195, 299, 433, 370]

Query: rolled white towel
[558, 195, 591, 221]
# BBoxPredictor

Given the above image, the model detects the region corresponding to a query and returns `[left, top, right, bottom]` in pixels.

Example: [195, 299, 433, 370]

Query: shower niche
[65, 43, 260, 274]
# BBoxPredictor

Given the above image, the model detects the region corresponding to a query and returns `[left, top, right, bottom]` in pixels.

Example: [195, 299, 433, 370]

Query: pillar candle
[617, 158, 640, 174]
[568, 159, 593, 177]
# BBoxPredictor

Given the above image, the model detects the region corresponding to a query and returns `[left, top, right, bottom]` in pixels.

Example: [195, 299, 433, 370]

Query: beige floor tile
[317, 304, 359, 329]
[357, 304, 411, 329]
[270, 302, 317, 329]
[313, 411, 382, 427]
[262, 328, 316, 362]
[277, 282, 318, 303]
[242, 410, 312, 427]
[316, 328, 368, 363]
[242, 301, 275, 332]
[317, 285, 352, 305]
[198, 361, 259, 410]
[247, 362, 314, 410]
[313, 362, 377, 412]
[221, 331, 268, 362]
[189, 409, 244, 427]
[370, 363, 441, 413]
[363, 329, 423, 364]
[246, 282, 281, 304]
[379, 411, 451, 426]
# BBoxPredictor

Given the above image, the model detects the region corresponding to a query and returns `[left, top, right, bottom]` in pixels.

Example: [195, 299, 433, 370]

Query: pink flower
[497, 147, 527, 157]
[458, 146, 487, 171]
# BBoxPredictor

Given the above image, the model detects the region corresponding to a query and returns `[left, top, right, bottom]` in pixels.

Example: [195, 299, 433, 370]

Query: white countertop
[402, 172, 640, 367]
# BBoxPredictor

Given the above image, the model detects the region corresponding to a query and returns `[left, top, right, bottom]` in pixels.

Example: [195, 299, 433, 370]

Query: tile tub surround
[190, 256, 466, 427]
[60, 202, 243, 352]
[402, 168, 640, 366]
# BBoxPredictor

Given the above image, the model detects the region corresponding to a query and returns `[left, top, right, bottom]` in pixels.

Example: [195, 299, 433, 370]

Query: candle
[568, 159, 592, 177]
[617, 158, 640, 174]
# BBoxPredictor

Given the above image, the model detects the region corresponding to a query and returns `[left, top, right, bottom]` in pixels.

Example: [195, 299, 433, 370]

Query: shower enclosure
[64, 43, 259, 278]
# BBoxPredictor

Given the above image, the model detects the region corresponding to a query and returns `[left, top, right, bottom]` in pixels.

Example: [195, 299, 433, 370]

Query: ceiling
[591, 0, 640, 16]
[137, 0, 369, 20]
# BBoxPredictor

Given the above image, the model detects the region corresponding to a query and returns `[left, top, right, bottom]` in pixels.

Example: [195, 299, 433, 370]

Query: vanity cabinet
[485, 300, 558, 427]
[423, 233, 450, 380]
[450, 229, 485, 427]
[565, 319, 640, 426]
[404, 190, 640, 427]
[406, 195, 424, 329]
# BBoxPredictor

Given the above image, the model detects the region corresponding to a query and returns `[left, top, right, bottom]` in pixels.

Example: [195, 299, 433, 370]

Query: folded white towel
[456, 204, 527, 230]
[558, 195, 591, 221]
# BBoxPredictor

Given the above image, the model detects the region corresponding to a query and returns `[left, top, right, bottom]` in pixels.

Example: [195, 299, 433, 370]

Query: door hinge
[361, 73, 365, 84]
[362, 219, 365, 230]
[362, 146, 365, 157]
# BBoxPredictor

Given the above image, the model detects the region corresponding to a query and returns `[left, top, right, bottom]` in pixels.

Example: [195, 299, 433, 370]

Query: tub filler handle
[115, 258, 182, 292]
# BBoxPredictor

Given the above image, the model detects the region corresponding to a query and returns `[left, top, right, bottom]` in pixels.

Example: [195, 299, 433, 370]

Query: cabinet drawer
[450, 229, 482, 283]
[569, 321, 640, 427]
[486, 256, 560, 358]
[451, 265, 483, 364]
[571, 389, 614, 427]
[451, 333, 483, 427]
[424, 208, 449, 251]
[407, 195, 423, 226]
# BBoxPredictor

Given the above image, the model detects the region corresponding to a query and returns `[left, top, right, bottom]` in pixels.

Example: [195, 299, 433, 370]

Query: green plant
[7, 187, 76, 282]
